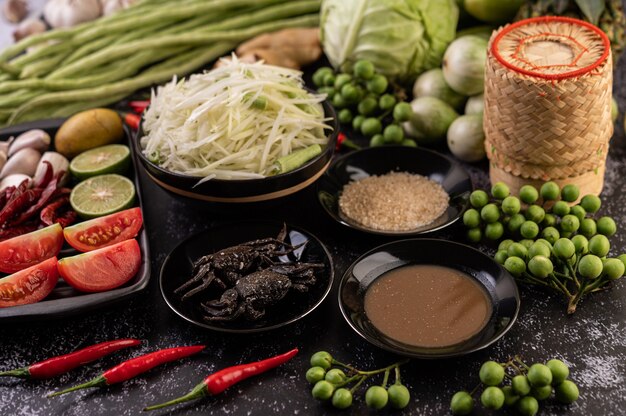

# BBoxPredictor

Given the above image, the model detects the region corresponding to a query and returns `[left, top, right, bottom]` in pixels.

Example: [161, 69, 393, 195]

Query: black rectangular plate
[0, 118, 151, 322]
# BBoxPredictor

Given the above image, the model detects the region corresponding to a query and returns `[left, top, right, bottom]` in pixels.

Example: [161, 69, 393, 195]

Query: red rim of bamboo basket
[491, 16, 610, 81]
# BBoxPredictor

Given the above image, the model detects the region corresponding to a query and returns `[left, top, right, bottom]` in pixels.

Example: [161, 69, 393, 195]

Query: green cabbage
[320, 0, 459, 84]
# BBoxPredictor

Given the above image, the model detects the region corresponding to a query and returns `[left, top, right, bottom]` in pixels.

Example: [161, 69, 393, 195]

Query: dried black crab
[174, 224, 325, 322]
[201, 262, 324, 322]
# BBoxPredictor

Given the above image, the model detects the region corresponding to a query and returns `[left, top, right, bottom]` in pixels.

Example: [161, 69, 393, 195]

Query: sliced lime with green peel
[69, 144, 131, 180]
[70, 174, 135, 219]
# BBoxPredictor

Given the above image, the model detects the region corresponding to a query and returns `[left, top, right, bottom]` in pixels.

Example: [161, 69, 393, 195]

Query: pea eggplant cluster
[451, 357, 579, 415]
[463, 181, 625, 313]
[306, 351, 410, 410]
[312, 60, 416, 148]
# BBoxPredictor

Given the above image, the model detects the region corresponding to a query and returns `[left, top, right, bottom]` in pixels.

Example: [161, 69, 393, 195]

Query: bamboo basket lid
[491, 16, 610, 80]
[484, 16, 612, 183]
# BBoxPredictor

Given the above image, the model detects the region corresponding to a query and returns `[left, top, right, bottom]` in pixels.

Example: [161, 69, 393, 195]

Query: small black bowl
[317, 146, 472, 236]
[133, 100, 338, 203]
[160, 220, 334, 333]
[339, 239, 519, 358]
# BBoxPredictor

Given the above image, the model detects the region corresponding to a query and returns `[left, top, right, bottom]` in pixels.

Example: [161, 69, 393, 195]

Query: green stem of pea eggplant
[381, 369, 390, 388]
[356, 360, 410, 376]
[553, 270, 573, 282]
[394, 367, 402, 385]
[349, 376, 368, 394]
[546, 273, 572, 297]
[584, 277, 608, 293]
[572, 254, 582, 289]
[469, 383, 482, 396]
[335, 375, 362, 389]
[514, 357, 530, 371]
[520, 272, 549, 287]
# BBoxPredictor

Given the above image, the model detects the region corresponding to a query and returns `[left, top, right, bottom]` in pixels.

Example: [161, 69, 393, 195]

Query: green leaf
[574, 0, 605, 25]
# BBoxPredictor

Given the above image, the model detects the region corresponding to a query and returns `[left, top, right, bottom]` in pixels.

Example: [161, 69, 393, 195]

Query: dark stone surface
[1, 56, 625, 416]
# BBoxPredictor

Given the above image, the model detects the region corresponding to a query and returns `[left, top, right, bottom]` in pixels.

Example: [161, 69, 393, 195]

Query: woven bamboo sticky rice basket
[484, 16, 613, 196]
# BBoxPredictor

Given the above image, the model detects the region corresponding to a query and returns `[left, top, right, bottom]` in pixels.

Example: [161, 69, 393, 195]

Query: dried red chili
[144, 348, 298, 411]
[0, 339, 141, 379]
[33, 161, 54, 189]
[0, 188, 42, 225]
[10, 174, 61, 225]
[0, 222, 38, 241]
[40, 196, 72, 226]
[49, 345, 205, 397]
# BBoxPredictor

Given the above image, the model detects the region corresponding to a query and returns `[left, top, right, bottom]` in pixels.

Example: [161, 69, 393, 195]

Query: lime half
[70, 174, 135, 219]
[69, 144, 131, 180]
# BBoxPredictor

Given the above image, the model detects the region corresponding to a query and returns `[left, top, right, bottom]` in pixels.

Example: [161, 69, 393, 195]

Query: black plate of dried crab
[159, 220, 334, 333]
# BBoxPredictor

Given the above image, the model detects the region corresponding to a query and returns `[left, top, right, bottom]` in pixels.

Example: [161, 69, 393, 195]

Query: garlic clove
[0, 151, 7, 173]
[13, 18, 47, 42]
[0, 174, 31, 192]
[0, 148, 41, 179]
[8, 129, 51, 157]
[32, 151, 70, 186]
[2, 0, 28, 24]
[44, 0, 102, 29]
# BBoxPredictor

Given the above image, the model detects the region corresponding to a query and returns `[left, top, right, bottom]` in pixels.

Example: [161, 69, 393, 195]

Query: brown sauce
[364, 264, 491, 348]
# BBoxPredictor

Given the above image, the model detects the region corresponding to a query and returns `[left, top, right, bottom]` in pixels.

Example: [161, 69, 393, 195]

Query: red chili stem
[48, 345, 205, 397]
[0, 339, 141, 379]
[143, 348, 298, 411]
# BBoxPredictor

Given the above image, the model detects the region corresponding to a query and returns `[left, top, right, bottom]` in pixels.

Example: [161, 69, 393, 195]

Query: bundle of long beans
[0, 0, 321, 127]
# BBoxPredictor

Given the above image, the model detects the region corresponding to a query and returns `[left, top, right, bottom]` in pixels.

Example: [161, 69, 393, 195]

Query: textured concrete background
[0, 3, 625, 415]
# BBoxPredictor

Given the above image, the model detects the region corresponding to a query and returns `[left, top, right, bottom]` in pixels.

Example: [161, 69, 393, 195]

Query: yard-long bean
[0, 0, 321, 127]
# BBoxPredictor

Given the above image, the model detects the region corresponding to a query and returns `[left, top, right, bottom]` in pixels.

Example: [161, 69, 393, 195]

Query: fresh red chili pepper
[335, 132, 361, 152]
[143, 348, 298, 411]
[0, 339, 141, 379]
[129, 100, 150, 113]
[123, 113, 141, 130]
[49, 345, 205, 397]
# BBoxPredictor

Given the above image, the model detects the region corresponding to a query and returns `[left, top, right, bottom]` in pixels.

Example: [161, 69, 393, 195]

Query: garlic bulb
[100, 0, 136, 16]
[13, 18, 47, 42]
[43, 0, 102, 28]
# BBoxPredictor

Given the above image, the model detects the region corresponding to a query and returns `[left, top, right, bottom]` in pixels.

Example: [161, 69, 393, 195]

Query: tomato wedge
[0, 257, 59, 308]
[0, 224, 64, 273]
[63, 207, 143, 252]
[58, 239, 141, 292]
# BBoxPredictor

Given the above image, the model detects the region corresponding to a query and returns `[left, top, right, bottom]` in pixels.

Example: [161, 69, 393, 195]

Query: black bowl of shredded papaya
[133, 99, 338, 203]
[316, 146, 472, 236]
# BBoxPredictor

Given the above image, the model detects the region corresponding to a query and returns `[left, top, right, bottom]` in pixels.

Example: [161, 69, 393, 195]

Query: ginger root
[217, 27, 321, 70]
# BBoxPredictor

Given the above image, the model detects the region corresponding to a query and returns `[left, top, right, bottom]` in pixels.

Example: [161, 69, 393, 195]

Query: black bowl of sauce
[339, 239, 520, 358]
